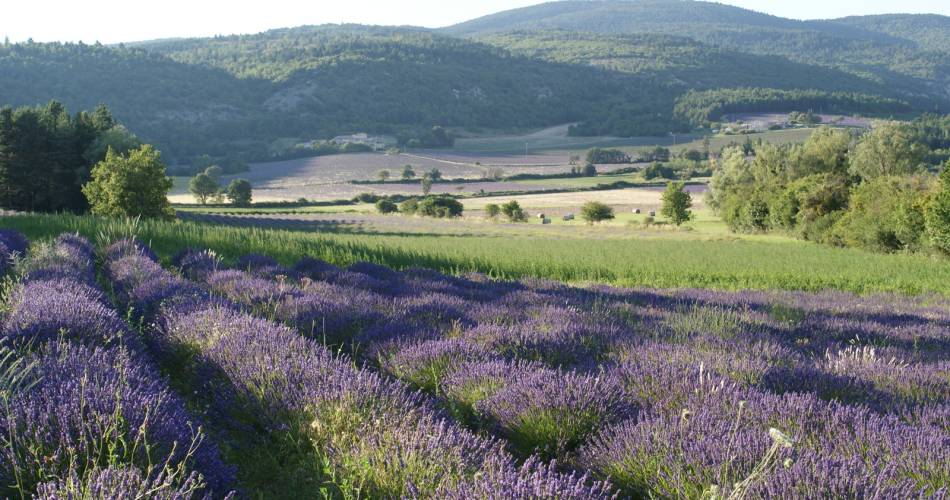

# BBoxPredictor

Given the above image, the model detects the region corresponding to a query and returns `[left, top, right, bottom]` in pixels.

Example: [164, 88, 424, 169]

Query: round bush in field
[501, 200, 527, 222]
[417, 196, 464, 218]
[580, 201, 615, 223]
[376, 198, 398, 214]
[399, 198, 419, 215]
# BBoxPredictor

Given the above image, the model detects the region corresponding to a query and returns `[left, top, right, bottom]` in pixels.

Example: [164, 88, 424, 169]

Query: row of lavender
[180, 251, 950, 497]
[0, 233, 233, 498]
[103, 241, 614, 497]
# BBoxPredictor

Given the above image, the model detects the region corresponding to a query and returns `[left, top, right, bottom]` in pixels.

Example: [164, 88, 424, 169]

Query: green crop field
[6, 213, 950, 297]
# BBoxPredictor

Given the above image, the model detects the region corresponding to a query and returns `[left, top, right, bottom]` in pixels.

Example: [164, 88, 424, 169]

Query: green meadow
[6, 213, 950, 296]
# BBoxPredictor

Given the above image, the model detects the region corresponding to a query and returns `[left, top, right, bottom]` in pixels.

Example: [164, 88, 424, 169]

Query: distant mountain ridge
[0, 1, 947, 163]
[832, 14, 950, 52]
[447, 0, 950, 104]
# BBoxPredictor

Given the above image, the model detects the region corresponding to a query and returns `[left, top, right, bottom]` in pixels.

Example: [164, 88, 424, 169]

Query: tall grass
[4, 213, 950, 296]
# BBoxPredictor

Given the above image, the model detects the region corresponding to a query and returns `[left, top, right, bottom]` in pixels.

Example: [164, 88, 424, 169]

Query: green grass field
[5, 213, 950, 297]
[174, 203, 377, 215]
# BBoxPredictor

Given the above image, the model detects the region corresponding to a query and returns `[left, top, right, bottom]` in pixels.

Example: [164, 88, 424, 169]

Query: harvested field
[163, 152, 576, 203]
[463, 185, 709, 212]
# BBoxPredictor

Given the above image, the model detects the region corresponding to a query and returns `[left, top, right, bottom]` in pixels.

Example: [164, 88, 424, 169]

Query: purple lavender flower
[98, 240, 950, 497]
[377, 338, 494, 392]
[442, 359, 546, 427]
[206, 269, 300, 308]
[0, 228, 29, 255]
[292, 256, 340, 281]
[107, 255, 205, 319]
[172, 247, 221, 282]
[0, 342, 234, 496]
[233, 253, 292, 279]
[35, 466, 207, 500]
[274, 284, 382, 344]
[436, 455, 617, 499]
[103, 238, 159, 263]
[3, 277, 134, 348]
[478, 369, 632, 460]
[158, 303, 513, 498]
[348, 261, 402, 283]
[18, 235, 96, 284]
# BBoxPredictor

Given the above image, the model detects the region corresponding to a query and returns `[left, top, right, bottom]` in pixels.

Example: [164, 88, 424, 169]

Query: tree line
[0, 101, 184, 219]
[709, 123, 950, 255]
[3, 27, 943, 164]
[673, 88, 912, 128]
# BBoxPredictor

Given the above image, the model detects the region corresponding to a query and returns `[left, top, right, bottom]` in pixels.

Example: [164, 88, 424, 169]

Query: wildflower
[769, 428, 795, 448]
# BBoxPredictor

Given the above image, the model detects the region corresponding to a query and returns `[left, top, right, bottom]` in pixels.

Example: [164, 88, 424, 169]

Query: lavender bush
[105, 247, 613, 497]
[13, 229, 950, 497]
[0, 342, 233, 495]
[0, 233, 234, 497]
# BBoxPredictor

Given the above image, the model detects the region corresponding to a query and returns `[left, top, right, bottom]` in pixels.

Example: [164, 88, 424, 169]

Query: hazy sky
[3, 1, 949, 44]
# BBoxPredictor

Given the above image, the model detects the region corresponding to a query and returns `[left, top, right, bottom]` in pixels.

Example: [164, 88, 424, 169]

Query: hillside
[445, 0, 813, 36]
[832, 14, 950, 53]
[1, 4, 948, 164]
[1, 28, 666, 163]
[478, 31, 894, 95]
[448, 0, 950, 107]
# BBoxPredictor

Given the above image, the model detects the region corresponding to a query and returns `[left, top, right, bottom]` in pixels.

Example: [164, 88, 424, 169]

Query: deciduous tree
[189, 173, 219, 205]
[661, 181, 693, 226]
[926, 162, 950, 254]
[849, 122, 925, 180]
[82, 145, 174, 220]
[580, 201, 615, 224]
[226, 179, 252, 206]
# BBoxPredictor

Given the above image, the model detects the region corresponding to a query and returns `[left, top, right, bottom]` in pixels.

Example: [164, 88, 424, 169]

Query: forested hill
[832, 14, 950, 53]
[477, 31, 895, 96]
[445, 0, 815, 37]
[1, 28, 668, 162]
[448, 1, 950, 108]
[1, 4, 949, 164]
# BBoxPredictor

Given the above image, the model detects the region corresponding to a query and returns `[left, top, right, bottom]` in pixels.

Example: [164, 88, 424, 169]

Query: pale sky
[3, 1, 949, 44]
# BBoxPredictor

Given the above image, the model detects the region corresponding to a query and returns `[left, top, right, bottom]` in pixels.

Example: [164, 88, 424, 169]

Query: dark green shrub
[501, 201, 527, 222]
[417, 196, 463, 218]
[484, 204, 501, 219]
[785, 173, 851, 229]
[769, 188, 801, 230]
[376, 199, 398, 214]
[643, 162, 675, 180]
[355, 192, 382, 203]
[801, 212, 845, 244]
[341, 142, 373, 153]
[927, 163, 950, 254]
[832, 176, 932, 252]
[580, 201, 615, 224]
[722, 191, 771, 232]
[586, 148, 630, 164]
[399, 198, 419, 215]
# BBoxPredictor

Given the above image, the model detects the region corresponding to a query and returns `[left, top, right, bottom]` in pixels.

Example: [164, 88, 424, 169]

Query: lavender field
[3, 229, 950, 498]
